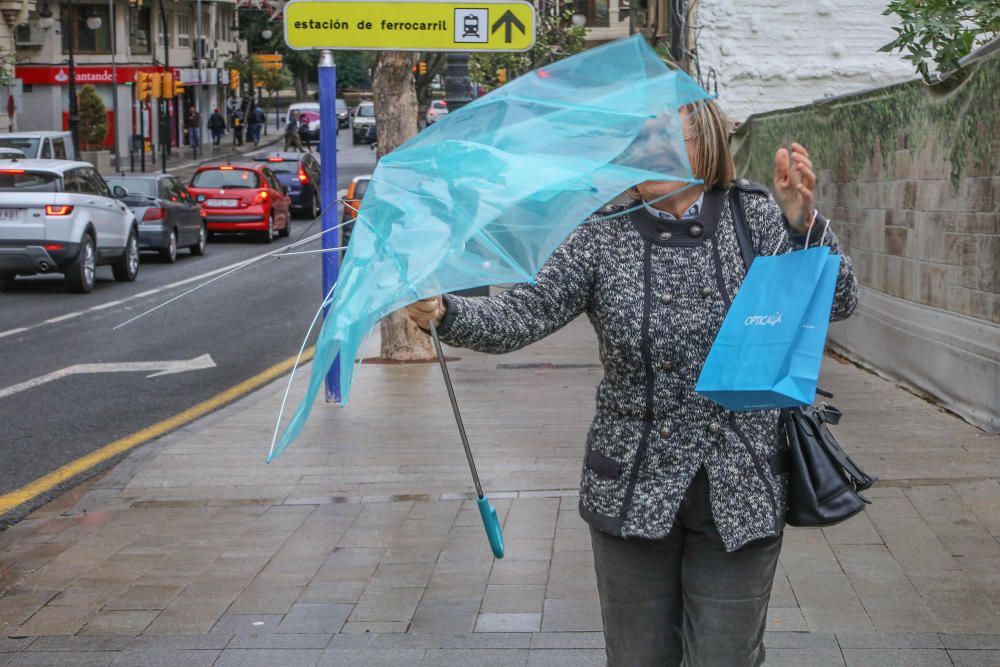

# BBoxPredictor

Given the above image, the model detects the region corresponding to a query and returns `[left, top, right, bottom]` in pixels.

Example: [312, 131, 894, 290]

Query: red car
[188, 163, 291, 243]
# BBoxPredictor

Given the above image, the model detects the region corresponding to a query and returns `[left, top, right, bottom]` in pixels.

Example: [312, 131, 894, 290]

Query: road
[0, 142, 376, 524]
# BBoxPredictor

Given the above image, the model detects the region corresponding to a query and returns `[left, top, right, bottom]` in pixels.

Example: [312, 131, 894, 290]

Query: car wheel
[278, 213, 291, 238]
[113, 230, 140, 282]
[190, 223, 207, 256]
[160, 229, 178, 263]
[66, 233, 96, 294]
[310, 193, 321, 219]
[261, 213, 275, 244]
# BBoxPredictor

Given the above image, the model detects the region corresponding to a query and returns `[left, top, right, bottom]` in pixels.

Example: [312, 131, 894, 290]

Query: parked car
[336, 98, 350, 128]
[0, 131, 75, 161]
[340, 173, 371, 246]
[252, 152, 321, 219]
[105, 174, 206, 263]
[426, 100, 448, 125]
[351, 102, 376, 145]
[188, 163, 291, 243]
[0, 160, 139, 293]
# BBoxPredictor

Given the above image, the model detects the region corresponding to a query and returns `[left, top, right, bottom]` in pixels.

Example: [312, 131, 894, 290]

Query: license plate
[0, 208, 22, 221]
[206, 199, 237, 207]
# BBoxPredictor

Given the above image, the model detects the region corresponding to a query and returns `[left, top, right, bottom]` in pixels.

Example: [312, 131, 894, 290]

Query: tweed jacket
[437, 181, 859, 551]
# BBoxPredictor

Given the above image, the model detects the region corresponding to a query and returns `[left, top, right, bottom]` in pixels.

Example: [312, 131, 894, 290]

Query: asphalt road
[0, 141, 376, 524]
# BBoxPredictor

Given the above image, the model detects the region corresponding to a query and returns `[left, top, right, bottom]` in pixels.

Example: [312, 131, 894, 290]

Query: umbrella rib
[500, 94, 656, 120]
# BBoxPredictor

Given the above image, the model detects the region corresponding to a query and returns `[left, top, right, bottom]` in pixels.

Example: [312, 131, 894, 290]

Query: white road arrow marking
[0, 354, 217, 400]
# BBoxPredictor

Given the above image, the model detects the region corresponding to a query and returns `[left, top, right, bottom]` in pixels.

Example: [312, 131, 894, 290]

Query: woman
[407, 98, 858, 666]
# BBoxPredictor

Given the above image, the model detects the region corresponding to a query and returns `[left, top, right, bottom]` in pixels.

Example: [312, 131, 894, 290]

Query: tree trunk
[294, 74, 307, 101]
[373, 51, 435, 362]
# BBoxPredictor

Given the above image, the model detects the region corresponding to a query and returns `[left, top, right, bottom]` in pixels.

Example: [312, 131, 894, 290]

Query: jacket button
[701, 286, 712, 298]
[659, 427, 672, 439]
[659, 231, 672, 241]
[661, 361, 674, 372]
[660, 293, 672, 305]
[708, 422, 721, 434]
[689, 224, 703, 238]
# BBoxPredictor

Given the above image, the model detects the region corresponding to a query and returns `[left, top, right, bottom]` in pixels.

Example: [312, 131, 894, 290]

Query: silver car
[106, 174, 206, 263]
[0, 160, 138, 293]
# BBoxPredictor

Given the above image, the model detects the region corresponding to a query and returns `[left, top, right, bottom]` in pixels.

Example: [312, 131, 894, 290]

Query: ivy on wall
[731, 51, 1000, 187]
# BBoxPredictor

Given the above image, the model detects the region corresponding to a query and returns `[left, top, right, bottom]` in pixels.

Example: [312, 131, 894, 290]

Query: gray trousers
[590, 469, 782, 667]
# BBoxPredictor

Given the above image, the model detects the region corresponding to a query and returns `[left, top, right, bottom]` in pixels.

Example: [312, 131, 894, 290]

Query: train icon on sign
[454, 8, 488, 43]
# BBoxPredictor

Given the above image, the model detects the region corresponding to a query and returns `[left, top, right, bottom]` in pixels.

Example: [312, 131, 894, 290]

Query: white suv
[0, 160, 139, 293]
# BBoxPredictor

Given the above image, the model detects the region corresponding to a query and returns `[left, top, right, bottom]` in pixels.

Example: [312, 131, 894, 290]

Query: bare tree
[372, 51, 435, 361]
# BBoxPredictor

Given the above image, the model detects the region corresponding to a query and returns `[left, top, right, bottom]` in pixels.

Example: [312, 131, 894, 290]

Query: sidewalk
[104, 132, 283, 180]
[1, 318, 999, 666]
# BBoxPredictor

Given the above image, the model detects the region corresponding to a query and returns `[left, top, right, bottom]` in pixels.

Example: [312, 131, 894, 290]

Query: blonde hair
[625, 97, 734, 200]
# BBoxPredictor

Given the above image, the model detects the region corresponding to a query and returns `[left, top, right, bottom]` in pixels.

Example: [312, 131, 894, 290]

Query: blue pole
[319, 50, 341, 403]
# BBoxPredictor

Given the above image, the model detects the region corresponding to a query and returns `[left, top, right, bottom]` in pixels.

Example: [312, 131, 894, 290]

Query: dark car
[106, 174, 206, 262]
[253, 152, 321, 219]
[336, 98, 349, 129]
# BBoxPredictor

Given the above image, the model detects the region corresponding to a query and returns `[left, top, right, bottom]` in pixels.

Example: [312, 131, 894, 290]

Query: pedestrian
[251, 106, 265, 146]
[284, 111, 304, 152]
[231, 108, 244, 147]
[406, 98, 859, 667]
[185, 107, 201, 150]
[298, 113, 313, 152]
[208, 108, 226, 146]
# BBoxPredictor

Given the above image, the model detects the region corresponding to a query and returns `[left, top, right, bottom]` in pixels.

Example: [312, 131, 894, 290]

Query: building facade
[12, 0, 244, 164]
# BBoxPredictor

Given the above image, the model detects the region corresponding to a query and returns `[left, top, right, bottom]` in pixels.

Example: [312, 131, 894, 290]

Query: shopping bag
[695, 246, 841, 411]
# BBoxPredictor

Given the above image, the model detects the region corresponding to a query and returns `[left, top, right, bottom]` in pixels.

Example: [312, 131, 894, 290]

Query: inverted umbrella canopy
[269, 34, 711, 462]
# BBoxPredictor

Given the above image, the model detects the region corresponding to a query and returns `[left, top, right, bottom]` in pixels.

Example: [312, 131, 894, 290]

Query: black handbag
[727, 186, 875, 527]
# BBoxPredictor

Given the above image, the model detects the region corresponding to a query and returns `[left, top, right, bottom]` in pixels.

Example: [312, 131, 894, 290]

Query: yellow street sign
[284, 0, 535, 52]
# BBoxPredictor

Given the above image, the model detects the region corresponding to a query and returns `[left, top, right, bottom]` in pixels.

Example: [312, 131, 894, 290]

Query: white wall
[695, 0, 916, 121]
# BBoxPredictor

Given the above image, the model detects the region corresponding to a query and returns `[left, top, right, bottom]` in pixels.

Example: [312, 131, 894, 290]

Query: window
[177, 13, 191, 48]
[61, 5, 112, 54]
[191, 168, 259, 189]
[130, 7, 151, 55]
[40, 140, 52, 159]
[83, 168, 112, 198]
[0, 137, 39, 155]
[65, 169, 90, 193]
[107, 177, 156, 196]
[0, 170, 60, 192]
[52, 140, 67, 159]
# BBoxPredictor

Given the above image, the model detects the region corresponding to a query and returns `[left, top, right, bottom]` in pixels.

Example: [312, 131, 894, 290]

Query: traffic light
[172, 78, 185, 98]
[136, 72, 154, 101]
[230, 69, 240, 91]
[149, 72, 162, 98]
[418, 61, 427, 75]
[161, 72, 174, 99]
[497, 68, 507, 84]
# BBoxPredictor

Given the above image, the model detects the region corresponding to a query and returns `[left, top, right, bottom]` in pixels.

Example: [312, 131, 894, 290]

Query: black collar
[629, 188, 726, 247]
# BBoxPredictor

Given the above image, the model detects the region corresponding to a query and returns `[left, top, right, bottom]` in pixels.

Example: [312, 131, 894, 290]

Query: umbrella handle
[477, 495, 505, 559]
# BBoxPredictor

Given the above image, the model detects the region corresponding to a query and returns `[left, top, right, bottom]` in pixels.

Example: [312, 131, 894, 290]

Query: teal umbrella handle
[477, 495, 505, 559]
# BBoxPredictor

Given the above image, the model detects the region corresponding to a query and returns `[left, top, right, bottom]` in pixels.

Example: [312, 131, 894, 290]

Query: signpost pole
[318, 49, 341, 403]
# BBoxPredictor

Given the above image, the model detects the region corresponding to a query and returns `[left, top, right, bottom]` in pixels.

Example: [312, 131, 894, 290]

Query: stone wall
[732, 48, 1000, 432]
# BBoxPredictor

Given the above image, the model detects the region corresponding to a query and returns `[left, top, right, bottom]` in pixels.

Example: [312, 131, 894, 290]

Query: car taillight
[0, 169, 25, 174]
[253, 190, 270, 205]
[298, 165, 309, 184]
[344, 199, 359, 219]
[43, 243, 64, 251]
[143, 207, 166, 221]
[45, 205, 73, 216]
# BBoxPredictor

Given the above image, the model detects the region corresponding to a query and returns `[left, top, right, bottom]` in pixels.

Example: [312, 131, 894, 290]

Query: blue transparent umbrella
[269, 34, 711, 557]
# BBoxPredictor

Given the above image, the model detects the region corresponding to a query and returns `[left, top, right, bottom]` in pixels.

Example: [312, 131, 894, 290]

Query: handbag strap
[728, 187, 756, 271]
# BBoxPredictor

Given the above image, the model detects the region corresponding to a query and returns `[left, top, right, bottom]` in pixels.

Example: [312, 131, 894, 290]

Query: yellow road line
[0, 346, 316, 517]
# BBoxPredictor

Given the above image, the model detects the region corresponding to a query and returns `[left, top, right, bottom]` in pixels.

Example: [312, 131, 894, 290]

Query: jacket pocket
[586, 451, 623, 479]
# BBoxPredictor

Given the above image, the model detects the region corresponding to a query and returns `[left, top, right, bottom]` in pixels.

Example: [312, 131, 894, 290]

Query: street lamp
[571, 13, 587, 27]
[37, 3, 101, 157]
[260, 27, 272, 40]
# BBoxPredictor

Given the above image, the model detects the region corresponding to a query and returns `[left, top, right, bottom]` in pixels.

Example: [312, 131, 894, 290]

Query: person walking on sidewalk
[407, 98, 859, 667]
[284, 111, 304, 152]
[185, 107, 201, 151]
[231, 108, 245, 147]
[249, 106, 265, 146]
[208, 108, 226, 146]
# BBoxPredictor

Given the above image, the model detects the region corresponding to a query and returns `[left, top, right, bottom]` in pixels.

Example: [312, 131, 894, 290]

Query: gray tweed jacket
[437, 181, 858, 551]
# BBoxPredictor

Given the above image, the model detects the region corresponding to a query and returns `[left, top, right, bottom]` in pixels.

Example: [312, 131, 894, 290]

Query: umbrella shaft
[429, 320, 484, 498]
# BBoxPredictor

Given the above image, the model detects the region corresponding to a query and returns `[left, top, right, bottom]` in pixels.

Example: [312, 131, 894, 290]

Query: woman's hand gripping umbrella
[268, 34, 713, 557]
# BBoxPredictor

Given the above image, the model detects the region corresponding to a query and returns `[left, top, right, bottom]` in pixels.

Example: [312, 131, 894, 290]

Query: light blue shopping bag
[695, 246, 841, 411]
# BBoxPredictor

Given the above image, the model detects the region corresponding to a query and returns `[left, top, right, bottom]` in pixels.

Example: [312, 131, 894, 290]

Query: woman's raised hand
[406, 296, 446, 331]
[773, 142, 816, 233]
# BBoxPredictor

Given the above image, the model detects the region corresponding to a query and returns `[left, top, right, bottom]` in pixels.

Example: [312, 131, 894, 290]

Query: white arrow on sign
[0, 354, 217, 401]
